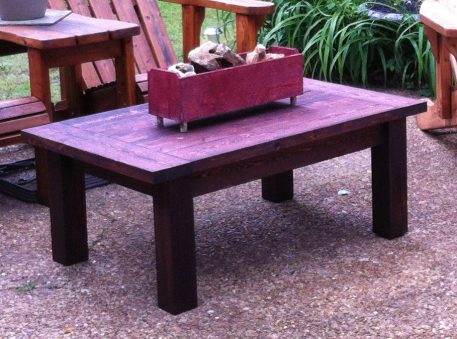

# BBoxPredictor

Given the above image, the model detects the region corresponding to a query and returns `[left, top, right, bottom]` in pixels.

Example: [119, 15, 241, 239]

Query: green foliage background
[260, 0, 434, 94]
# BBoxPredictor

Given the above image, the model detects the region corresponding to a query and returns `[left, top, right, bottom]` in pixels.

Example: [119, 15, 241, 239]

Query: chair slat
[135, 0, 177, 68]
[67, 0, 116, 85]
[90, 0, 160, 74]
[48, 0, 103, 89]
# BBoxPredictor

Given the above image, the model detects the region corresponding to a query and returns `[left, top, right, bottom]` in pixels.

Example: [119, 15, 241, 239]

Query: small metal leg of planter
[180, 122, 188, 133]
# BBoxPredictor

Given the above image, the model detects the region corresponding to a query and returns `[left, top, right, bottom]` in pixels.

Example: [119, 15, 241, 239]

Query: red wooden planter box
[148, 46, 303, 130]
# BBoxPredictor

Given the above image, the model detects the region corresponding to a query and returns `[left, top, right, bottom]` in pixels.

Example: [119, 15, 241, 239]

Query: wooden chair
[0, 0, 275, 145]
[417, 0, 457, 130]
[49, 0, 275, 114]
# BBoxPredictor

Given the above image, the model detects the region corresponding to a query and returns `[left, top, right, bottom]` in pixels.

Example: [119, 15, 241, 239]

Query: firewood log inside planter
[246, 44, 285, 64]
[188, 42, 245, 73]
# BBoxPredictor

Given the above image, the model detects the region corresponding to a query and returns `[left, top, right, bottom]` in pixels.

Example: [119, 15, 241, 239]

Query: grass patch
[0, 53, 60, 101]
[16, 283, 35, 293]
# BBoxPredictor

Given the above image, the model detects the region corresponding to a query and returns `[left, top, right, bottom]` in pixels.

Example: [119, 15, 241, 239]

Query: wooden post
[182, 5, 205, 61]
[115, 37, 137, 107]
[35, 148, 49, 206]
[59, 64, 84, 119]
[28, 48, 53, 120]
[153, 180, 197, 314]
[261, 171, 294, 203]
[236, 14, 266, 52]
[371, 118, 407, 239]
[46, 151, 88, 265]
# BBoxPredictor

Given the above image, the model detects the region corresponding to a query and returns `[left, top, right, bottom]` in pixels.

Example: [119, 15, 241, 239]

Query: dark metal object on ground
[0, 158, 107, 203]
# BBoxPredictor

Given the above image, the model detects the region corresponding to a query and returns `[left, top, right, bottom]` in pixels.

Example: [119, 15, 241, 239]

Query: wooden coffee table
[22, 79, 426, 314]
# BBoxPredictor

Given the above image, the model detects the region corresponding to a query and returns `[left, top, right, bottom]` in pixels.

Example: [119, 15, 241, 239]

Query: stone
[167, 62, 196, 78]
[188, 41, 245, 73]
[246, 44, 267, 64]
[246, 44, 285, 64]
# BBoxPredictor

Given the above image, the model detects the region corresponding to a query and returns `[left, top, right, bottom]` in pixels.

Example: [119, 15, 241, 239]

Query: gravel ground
[1, 115, 457, 338]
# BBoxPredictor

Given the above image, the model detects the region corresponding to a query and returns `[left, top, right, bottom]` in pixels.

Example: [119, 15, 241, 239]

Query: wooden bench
[0, 36, 48, 145]
[0, 97, 48, 145]
[22, 79, 426, 314]
[417, 0, 457, 130]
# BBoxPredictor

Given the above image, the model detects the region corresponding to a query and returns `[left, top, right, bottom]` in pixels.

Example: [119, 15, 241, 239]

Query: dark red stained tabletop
[22, 79, 426, 184]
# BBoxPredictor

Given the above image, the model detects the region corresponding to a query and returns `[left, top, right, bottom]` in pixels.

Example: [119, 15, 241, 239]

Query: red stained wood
[148, 47, 304, 124]
[165, 0, 275, 16]
[0, 96, 48, 142]
[23, 79, 425, 185]
[0, 11, 139, 146]
[22, 79, 426, 314]
[420, 1, 457, 38]
[0, 13, 139, 50]
[44, 0, 273, 113]
[417, 0, 457, 129]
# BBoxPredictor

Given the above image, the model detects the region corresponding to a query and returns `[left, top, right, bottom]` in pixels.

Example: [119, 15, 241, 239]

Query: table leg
[153, 181, 197, 314]
[35, 148, 49, 206]
[28, 48, 53, 121]
[261, 171, 294, 203]
[371, 118, 407, 239]
[59, 65, 84, 119]
[46, 151, 88, 265]
[114, 37, 136, 107]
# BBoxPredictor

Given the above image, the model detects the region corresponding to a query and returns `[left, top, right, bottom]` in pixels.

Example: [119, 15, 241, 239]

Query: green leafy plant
[16, 283, 35, 292]
[260, 0, 435, 94]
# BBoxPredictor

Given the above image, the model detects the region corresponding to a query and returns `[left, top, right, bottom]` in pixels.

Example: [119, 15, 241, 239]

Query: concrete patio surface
[1, 113, 457, 338]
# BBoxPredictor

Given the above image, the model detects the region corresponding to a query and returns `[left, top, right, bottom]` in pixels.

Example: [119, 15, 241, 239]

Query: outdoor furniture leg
[35, 148, 49, 206]
[47, 150, 88, 265]
[153, 180, 197, 314]
[261, 171, 294, 203]
[371, 118, 407, 239]
[114, 37, 136, 108]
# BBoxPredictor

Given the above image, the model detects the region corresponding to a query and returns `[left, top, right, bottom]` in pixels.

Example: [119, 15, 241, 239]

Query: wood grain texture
[371, 118, 408, 239]
[149, 47, 304, 123]
[420, 0, 457, 38]
[0, 9, 140, 146]
[23, 79, 426, 185]
[164, 0, 274, 15]
[182, 5, 205, 60]
[261, 171, 294, 203]
[0, 13, 139, 49]
[136, 0, 178, 68]
[153, 180, 197, 314]
[46, 151, 88, 265]
[236, 14, 265, 52]
[417, 1, 457, 130]
[22, 79, 427, 314]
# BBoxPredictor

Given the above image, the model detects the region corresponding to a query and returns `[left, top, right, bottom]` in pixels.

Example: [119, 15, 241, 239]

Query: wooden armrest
[421, 0, 457, 38]
[166, 0, 275, 57]
[162, 0, 275, 16]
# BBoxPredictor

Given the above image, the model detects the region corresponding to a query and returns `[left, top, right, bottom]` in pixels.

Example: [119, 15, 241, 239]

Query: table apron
[35, 39, 127, 68]
[0, 41, 27, 56]
[80, 122, 386, 198]
[185, 122, 385, 197]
